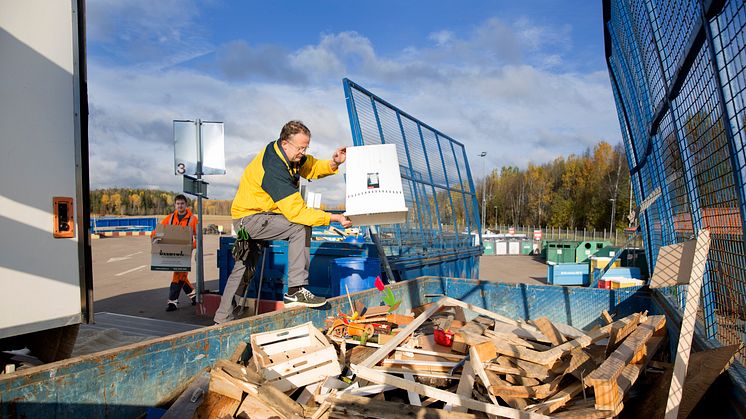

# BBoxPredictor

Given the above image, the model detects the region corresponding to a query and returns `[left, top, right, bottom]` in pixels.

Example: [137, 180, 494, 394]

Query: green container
[520, 240, 534, 255]
[483, 239, 495, 255]
[546, 241, 580, 264]
[575, 241, 613, 263]
[541, 240, 549, 259]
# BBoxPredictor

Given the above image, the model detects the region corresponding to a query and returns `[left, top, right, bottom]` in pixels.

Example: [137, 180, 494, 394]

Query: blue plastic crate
[548, 262, 590, 286]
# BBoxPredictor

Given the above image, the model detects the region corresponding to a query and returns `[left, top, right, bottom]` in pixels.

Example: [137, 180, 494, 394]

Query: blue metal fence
[604, 0, 746, 362]
[342, 79, 483, 260]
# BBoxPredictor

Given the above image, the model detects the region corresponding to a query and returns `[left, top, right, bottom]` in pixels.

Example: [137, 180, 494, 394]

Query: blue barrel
[331, 257, 381, 296]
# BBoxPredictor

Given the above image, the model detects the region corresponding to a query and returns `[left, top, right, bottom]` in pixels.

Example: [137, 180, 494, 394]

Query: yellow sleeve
[299, 154, 338, 180]
[275, 192, 331, 227]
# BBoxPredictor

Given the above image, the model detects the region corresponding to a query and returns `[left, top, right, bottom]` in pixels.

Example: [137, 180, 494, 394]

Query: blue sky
[86, 0, 619, 203]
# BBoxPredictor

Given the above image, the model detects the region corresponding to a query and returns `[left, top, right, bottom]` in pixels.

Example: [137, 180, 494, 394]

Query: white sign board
[174, 120, 226, 175]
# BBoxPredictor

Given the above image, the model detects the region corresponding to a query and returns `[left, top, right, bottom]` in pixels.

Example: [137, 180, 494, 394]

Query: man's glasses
[286, 140, 310, 154]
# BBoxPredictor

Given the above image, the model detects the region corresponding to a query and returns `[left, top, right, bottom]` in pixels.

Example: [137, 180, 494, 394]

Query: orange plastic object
[53, 197, 74, 238]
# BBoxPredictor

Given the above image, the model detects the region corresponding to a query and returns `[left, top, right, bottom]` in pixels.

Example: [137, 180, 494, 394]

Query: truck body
[0, 0, 92, 361]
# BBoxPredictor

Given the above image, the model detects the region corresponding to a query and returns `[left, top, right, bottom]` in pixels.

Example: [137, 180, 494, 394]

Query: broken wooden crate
[250, 321, 341, 392]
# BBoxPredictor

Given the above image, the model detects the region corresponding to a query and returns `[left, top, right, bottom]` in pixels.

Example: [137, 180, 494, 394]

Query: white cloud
[86, 14, 621, 206]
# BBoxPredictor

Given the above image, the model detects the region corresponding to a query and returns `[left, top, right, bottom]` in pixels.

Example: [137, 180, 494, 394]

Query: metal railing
[492, 225, 645, 248]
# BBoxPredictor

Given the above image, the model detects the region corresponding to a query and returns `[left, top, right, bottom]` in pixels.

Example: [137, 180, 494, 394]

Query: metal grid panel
[605, 0, 746, 364]
[343, 79, 481, 255]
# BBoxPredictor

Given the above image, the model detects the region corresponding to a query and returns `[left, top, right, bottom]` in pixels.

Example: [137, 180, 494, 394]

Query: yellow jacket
[231, 140, 338, 226]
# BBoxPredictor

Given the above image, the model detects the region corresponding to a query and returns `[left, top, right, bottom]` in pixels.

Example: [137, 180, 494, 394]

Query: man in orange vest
[152, 194, 198, 311]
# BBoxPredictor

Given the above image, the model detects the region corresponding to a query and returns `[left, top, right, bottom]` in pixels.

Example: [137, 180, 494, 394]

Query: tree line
[90, 188, 233, 216]
[479, 141, 632, 231]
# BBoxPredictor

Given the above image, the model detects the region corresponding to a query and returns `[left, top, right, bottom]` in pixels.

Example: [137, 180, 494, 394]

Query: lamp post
[494, 205, 498, 230]
[479, 152, 487, 233]
[609, 198, 617, 233]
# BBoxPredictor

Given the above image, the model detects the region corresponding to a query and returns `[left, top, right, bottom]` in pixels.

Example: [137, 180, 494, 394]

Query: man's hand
[330, 213, 353, 228]
[330, 146, 347, 170]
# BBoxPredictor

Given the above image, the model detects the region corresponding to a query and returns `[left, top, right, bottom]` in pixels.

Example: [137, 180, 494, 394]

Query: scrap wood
[403, 372, 422, 406]
[209, 367, 258, 400]
[445, 360, 476, 413]
[381, 359, 460, 372]
[605, 312, 642, 356]
[442, 297, 542, 333]
[235, 394, 287, 419]
[488, 374, 564, 400]
[585, 316, 666, 411]
[194, 392, 241, 419]
[525, 381, 584, 415]
[372, 366, 462, 380]
[328, 394, 477, 419]
[532, 317, 568, 346]
[505, 374, 541, 386]
[565, 348, 597, 381]
[665, 229, 711, 419]
[586, 315, 666, 387]
[483, 370, 528, 410]
[468, 343, 502, 407]
[622, 344, 741, 419]
[486, 357, 555, 381]
[355, 297, 448, 369]
[162, 371, 210, 419]
[601, 310, 614, 325]
[332, 336, 465, 360]
[484, 329, 551, 351]
[354, 365, 551, 418]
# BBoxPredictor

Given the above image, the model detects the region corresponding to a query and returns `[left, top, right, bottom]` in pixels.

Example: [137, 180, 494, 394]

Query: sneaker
[283, 287, 327, 308]
[188, 290, 197, 306]
[166, 301, 178, 312]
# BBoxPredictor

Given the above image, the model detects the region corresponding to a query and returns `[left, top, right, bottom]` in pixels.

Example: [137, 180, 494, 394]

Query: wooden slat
[533, 317, 568, 346]
[468, 343, 502, 406]
[601, 310, 614, 325]
[446, 361, 476, 413]
[484, 370, 528, 410]
[329, 394, 477, 419]
[162, 372, 210, 419]
[528, 381, 584, 415]
[605, 313, 641, 356]
[665, 229, 711, 419]
[356, 297, 447, 369]
[354, 365, 550, 418]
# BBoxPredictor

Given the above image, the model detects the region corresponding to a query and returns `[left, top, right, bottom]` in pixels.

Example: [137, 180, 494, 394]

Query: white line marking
[115, 265, 147, 277]
[107, 251, 143, 263]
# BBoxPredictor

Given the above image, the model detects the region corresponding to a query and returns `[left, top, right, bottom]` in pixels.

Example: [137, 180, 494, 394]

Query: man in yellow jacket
[214, 120, 352, 324]
[152, 194, 198, 312]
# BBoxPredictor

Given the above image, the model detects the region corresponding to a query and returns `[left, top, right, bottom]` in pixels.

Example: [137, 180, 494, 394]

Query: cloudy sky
[86, 0, 621, 204]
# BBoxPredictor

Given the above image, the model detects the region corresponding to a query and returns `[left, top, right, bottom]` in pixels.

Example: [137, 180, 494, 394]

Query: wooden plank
[665, 229, 711, 419]
[230, 341, 249, 363]
[527, 381, 584, 415]
[677, 344, 740, 418]
[194, 392, 240, 419]
[488, 374, 563, 399]
[235, 394, 286, 419]
[605, 313, 641, 356]
[162, 371, 210, 419]
[505, 374, 541, 386]
[484, 329, 552, 351]
[468, 343, 502, 406]
[328, 394, 477, 419]
[356, 297, 448, 369]
[601, 310, 614, 325]
[297, 382, 321, 406]
[565, 348, 596, 381]
[209, 368, 257, 400]
[403, 372, 421, 406]
[372, 366, 462, 380]
[493, 321, 552, 343]
[533, 317, 568, 346]
[445, 361, 476, 413]
[333, 337, 465, 360]
[355, 365, 550, 418]
[586, 315, 666, 410]
[381, 359, 459, 372]
[485, 370, 528, 410]
[443, 296, 532, 328]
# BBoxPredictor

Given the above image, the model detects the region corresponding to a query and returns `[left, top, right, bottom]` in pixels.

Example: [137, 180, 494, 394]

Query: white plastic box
[344, 144, 408, 225]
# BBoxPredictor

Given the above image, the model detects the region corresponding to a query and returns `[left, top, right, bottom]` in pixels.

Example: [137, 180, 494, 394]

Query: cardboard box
[150, 224, 193, 271]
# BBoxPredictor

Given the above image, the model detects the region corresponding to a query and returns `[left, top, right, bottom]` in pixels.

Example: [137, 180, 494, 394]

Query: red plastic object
[433, 328, 455, 347]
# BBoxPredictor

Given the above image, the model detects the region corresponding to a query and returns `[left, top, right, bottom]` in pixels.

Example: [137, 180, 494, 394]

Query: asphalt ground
[90, 236, 549, 327]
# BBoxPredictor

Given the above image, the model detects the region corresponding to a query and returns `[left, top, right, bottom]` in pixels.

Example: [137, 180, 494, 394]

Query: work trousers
[168, 272, 193, 302]
[213, 213, 311, 324]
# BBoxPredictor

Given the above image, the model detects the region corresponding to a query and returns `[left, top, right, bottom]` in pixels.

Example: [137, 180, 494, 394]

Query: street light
[609, 198, 617, 233]
[494, 205, 498, 230]
[479, 152, 487, 233]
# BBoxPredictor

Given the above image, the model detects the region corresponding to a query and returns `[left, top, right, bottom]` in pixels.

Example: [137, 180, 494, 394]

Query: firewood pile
[160, 296, 669, 418]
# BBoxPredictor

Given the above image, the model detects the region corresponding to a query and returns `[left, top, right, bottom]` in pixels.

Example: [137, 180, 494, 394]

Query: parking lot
[90, 235, 548, 328]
